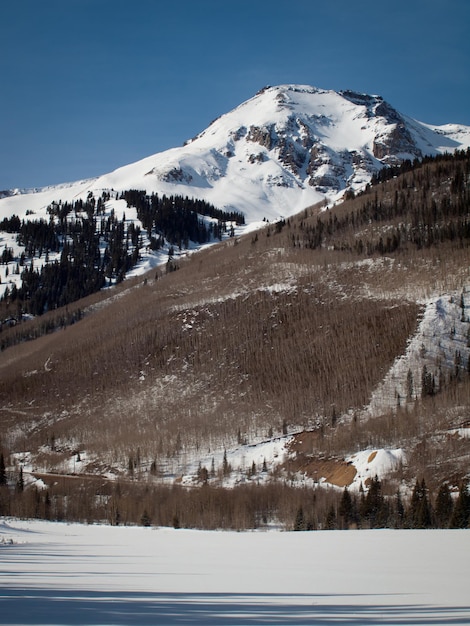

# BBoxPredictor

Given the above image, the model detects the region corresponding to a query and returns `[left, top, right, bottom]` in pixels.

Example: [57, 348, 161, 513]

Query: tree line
[316, 477, 470, 531]
[1, 454, 468, 530]
[294, 149, 470, 254]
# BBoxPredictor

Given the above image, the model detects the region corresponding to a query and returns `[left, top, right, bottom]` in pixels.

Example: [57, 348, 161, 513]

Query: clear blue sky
[1, 0, 469, 190]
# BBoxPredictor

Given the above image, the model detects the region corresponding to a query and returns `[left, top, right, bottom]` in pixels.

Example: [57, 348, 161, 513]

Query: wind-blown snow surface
[0, 519, 469, 625]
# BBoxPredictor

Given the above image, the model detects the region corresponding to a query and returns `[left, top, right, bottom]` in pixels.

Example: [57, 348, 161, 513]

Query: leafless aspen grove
[1, 151, 469, 529]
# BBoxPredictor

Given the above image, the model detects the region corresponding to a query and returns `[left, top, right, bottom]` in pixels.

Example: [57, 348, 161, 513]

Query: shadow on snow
[1, 589, 469, 625]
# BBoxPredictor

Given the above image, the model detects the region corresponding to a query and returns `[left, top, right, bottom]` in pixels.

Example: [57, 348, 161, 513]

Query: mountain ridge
[2, 84, 470, 224]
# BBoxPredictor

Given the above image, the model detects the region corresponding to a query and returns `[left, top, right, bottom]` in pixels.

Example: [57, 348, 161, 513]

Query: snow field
[0, 519, 469, 625]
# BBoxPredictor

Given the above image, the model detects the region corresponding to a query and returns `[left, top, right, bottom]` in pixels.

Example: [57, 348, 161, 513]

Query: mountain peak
[1, 85, 470, 225]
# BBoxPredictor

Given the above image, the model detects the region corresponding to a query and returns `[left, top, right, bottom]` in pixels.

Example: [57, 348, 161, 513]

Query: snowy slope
[1, 85, 470, 225]
[366, 289, 470, 417]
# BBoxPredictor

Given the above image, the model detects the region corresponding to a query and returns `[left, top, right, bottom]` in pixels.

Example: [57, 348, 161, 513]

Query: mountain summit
[2, 84, 470, 223]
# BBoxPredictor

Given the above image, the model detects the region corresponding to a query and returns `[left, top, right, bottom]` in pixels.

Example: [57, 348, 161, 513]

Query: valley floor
[0, 519, 469, 625]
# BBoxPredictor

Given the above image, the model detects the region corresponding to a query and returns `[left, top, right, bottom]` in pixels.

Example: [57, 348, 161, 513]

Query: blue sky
[1, 0, 469, 190]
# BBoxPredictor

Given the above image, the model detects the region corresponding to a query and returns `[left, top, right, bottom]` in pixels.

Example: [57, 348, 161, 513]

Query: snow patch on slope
[365, 288, 470, 417]
[346, 448, 405, 491]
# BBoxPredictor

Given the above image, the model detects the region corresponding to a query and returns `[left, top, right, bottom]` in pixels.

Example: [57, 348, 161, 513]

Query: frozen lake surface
[1, 519, 469, 625]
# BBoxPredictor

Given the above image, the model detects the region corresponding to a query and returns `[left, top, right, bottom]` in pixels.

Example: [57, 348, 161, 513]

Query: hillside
[1, 150, 469, 530]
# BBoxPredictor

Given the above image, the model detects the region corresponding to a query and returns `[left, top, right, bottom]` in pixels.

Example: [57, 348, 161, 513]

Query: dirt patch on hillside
[368, 451, 377, 463]
[287, 431, 323, 455]
[283, 432, 357, 487]
[290, 457, 357, 487]
[283, 433, 357, 487]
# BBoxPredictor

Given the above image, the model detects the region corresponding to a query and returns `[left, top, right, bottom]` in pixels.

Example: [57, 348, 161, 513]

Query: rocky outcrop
[246, 125, 275, 150]
[373, 124, 422, 162]
[160, 167, 193, 183]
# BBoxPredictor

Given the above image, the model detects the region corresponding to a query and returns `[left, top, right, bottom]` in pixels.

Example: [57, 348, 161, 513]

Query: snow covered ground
[0, 519, 469, 625]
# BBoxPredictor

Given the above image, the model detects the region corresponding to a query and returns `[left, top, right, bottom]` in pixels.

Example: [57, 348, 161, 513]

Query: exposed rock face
[340, 90, 423, 162]
[160, 167, 193, 183]
[246, 125, 275, 149]
[277, 135, 306, 176]
[373, 124, 422, 162]
[240, 88, 428, 193]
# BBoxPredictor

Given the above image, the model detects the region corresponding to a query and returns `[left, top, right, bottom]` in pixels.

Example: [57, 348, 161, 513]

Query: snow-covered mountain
[2, 84, 470, 224]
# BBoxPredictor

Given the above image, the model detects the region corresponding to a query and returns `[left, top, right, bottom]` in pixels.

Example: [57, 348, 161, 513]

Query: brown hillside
[0, 152, 469, 526]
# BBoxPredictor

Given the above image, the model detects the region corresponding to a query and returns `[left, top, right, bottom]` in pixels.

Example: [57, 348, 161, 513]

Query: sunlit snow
[0, 519, 469, 625]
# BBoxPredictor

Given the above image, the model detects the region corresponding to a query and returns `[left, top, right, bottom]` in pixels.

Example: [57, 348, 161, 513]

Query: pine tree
[406, 369, 414, 401]
[222, 449, 231, 476]
[421, 366, 435, 397]
[339, 487, 354, 528]
[331, 406, 338, 427]
[197, 463, 208, 485]
[294, 506, 305, 531]
[140, 509, 151, 527]
[434, 483, 453, 527]
[325, 505, 337, 530]
[16, 466, 24, 493]
[362, 476, 386, 528]
[0, 453, 6, 486]
[449, 482, 470, 528]
[394, 490, 405, 528]
[43, 491, 51, 520]
[409, 478, 432, 528]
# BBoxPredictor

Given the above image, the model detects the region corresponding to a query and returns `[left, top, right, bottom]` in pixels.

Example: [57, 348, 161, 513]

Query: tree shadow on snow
[0, 589, 469, 625]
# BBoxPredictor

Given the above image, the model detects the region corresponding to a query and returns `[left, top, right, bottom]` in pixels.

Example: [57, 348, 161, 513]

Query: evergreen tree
[449, 482, 470, 529]
[362, 476, 387, 528]
[394, 490, 405, 528]
[325, 505, 337, 530]
[140, 509, 151, 527]
[421, 366, 435, 397]
[294, 506, 305, 531]
[0, 453, 7, 486]
[222, 449, 231, 476]
[197, 463, 209, 485]
[406, 369, 414, 401]
[16, 466, 24, 493]
[339, 487, 355, 528]
[408, 478, 432, 528]
[43, 491, 51, 520]
[434, 483, 453, 528]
